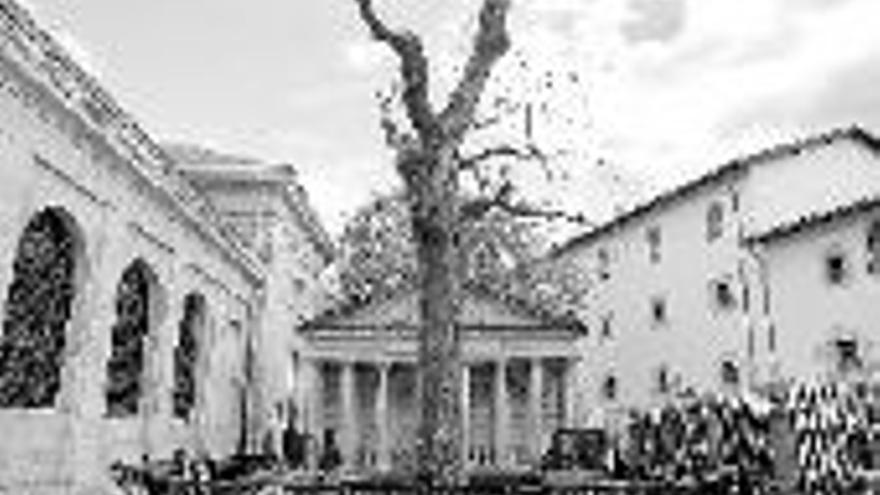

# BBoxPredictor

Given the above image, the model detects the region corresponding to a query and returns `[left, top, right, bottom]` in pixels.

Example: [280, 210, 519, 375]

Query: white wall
[759, 208, 880, 382]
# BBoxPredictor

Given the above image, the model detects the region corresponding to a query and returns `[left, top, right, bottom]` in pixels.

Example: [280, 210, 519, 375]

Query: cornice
[0, 0, 265, 287]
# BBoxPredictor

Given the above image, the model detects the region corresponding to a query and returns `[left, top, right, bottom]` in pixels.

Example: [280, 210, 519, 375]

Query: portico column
[461, 363, 471, 467]
[530, 358, 545, 461]
[376, 361, 391, 471]
[564, 358, 578, 428]
[494, 359, 509, 466]
[340, 360, 357, 471]
[304, 359, 321, 432]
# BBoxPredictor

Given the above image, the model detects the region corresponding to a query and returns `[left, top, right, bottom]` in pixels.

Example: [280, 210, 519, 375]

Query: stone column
[340, 360, 357, 471]
[304, 358, 322, 471]
[494, 359, 509, 467]
[461, 363, 471, 467]
[563, 358, 578, 429]
[530, 358, 545, 461]
[376, 361, 391, 471]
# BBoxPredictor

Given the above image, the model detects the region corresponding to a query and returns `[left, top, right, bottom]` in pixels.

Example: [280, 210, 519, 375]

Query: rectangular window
[709, 278, 737, 312]
[656, 365, 670, 394]
[597, 247, 610, 281]
[602, 375, 617, 401]
[646, 226, 662, 264]
[825, 249, 849, 285]
[601, 313, 613, 339]
[651, 296, 667, 326]
[706, 202, 724, 242]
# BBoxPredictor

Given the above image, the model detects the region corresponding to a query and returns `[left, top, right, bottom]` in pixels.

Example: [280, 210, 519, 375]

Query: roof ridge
[551, 124, 878, 258]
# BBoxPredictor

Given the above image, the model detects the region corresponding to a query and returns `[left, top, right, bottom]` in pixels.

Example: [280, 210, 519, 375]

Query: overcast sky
[22, 0, 880, 234]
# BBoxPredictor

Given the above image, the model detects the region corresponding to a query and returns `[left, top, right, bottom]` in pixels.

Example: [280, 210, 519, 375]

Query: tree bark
[352, 0, 512, 485]
[408, 145, 463, 485]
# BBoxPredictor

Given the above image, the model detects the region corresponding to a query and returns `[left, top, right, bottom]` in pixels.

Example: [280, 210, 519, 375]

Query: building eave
[551, 125, 880, 259]
[0, 0, 265, 287]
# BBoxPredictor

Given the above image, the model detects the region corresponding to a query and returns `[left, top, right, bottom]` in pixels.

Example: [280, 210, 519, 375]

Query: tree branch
[440, 0, 512, 144]
[458, 143, 546, 171]
[460, 184, 593, 225]
[354, 0, 439, 141]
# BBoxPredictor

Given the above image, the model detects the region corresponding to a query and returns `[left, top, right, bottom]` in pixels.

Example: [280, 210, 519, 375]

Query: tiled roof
[746, 194, 880, 245]
[551, 125, 880, 258]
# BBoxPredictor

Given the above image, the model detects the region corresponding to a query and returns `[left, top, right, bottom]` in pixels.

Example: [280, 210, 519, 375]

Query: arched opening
[706, 201, 725, 241]
[173, 292, 206, 421]
[106, 259, 164, 417]
[0, 208, 83, 408]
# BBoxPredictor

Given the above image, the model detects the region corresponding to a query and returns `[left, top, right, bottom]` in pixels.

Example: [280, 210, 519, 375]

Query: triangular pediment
[311, 285, 557, 330]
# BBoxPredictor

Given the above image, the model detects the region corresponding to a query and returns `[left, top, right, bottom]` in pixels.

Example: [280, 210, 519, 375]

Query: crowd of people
[788, 382, 871, 494]
[615, 392, 776, 490]
[606, 381, 879, 493]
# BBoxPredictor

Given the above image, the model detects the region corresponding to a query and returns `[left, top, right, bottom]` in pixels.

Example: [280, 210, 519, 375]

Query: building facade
[550, 127, 880, 427]
[300, 283, 583, 473]
[0, 2, 331, 493]
[178, 159, 335, 453]
[747, 198, 880, 386]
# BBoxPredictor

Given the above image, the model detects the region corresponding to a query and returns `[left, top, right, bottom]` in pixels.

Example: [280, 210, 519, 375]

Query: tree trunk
[409, 145, 463, 486]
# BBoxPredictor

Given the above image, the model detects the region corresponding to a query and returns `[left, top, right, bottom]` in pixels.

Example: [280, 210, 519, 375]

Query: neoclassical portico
[299, 284, 582, 472]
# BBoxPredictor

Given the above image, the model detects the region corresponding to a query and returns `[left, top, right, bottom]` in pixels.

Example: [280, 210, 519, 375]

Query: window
[709, 278, 737, 311]
[834, 337, 862, 373]
[706, 202, 724, 242]
[173, 293, 206, 420]
[768, 324, 777, 353]
[867, 221, 880, 274]
[602, 375, 617, 401]
[656, 365, 670, 394]
[0, 209, 79, 408]
[650, 296, 667, 326]
[646, 226, 662, 263]
[601, 313, 613, 339]
[597, 247, 610, 281]
[106, 260, 160, 417]
[824, 248, 849, 285]
[720, 360, 739, 386]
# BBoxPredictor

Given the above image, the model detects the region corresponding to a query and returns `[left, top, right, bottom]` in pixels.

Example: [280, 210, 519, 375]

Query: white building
[550, 126, 880, 424]
[299, 281, 583, 473]
[746, 196, 880, 385]
[0, 2, 331, 493]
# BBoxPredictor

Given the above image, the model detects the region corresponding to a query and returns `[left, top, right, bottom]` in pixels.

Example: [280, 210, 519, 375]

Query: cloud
[621, 0, 687, 44]
[541, 0, 880, 188]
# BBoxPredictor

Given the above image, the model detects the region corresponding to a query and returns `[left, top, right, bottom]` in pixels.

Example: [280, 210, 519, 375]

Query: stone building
[549, 126, 880, 425]
[299, 281, 583, 473]
[0, 1, 331, 493]
[176, 154, 335, 453]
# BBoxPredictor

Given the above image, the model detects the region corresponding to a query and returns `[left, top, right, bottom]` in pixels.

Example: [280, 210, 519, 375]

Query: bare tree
[352, 0, 586, 484]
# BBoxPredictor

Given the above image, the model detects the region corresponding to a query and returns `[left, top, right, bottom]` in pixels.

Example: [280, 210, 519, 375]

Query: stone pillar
[340, 360, 357, 471]
[376, 361, 391, 471]
[494, 359, 509, 467]
[530, 358, 545, 461]
[461, 363, 471, 468]
[304, 359, 322, 471]
[564, 358, 578, 429]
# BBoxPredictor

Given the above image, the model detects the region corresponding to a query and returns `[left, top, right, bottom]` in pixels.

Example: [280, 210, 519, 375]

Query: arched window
[106, 260, 158, 417]
[867, 220, 880, 274]
[0, 209, 80, 408]
[706, 202, 724, 242]
[173, 293, 205, 420]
